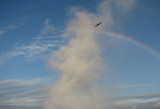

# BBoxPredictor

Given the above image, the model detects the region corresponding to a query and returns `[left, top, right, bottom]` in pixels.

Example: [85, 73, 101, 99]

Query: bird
[95, 22, 102, 27]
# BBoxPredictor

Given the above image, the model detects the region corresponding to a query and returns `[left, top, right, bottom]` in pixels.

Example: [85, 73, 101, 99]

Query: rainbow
[98, 31, 160, 58]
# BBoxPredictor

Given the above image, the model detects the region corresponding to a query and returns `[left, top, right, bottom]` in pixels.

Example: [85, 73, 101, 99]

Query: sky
[0, 0, 160, 109]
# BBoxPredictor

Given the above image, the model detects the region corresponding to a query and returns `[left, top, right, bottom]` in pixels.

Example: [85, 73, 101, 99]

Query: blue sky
[0, 0, 160, 109]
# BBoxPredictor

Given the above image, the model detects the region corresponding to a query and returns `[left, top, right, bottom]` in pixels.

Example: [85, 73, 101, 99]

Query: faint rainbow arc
[99, 31, 160, 58]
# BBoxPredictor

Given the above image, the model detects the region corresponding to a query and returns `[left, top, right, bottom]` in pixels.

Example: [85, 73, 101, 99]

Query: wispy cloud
[6, 39, 62, 58]
[0, 79, 50, 107]
[116, 97, 160, 104]
[0, 78, 48, 89]
[0, 79, 159, 109]
[154, 102, 160, 108]
[112, 83, 150, 90]
[0, 25, 16, 35]
[114, 93, 160, 109]
[37, 19, 54, 39]
[0, 19, 64, 64]
[37, 19, 64, 39]
[0, 15, 40, 36]
[0, 39, 62, 64]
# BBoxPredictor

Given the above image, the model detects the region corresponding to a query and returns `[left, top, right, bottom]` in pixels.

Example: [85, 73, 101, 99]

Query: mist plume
[44, 0, 135, 109]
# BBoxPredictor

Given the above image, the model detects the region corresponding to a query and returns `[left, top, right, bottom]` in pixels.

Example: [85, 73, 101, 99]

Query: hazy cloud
[114, 0, 136, 12]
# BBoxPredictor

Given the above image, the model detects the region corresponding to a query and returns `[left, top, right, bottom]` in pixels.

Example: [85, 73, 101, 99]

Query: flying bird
[95, 22, 102, 27]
